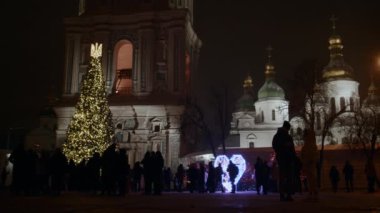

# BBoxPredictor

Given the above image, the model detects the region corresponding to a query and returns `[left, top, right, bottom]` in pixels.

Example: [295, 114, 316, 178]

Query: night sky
[2, 0, 380, 130]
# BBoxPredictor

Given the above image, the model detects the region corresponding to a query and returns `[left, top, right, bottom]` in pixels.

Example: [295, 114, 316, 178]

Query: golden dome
[329, 35, 342, 45]
[322, 17, 353, 81]
[243, 75, 253, 89]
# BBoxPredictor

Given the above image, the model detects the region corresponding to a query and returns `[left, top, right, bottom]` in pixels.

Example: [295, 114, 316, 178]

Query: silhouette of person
[116, 148, 130, 196]
[187, 164, 198, 193]
[227, 160, 238, 193]
[198, 162, 206, 193]
[49, 148, 68, 195]
[101, 143, 118, 195]
[329, 166, 340, 193]
[343, 160, 354, 192]
[364, 158, 377, 193]
[272, 121, 296, 201]
[163, 167, 172, 192]
[9, 144, 27, 195]
[87, 152, 101, 194]
[141, 151, 153, 195]
[176, 164, 185, 192]
[132, 162, 143, 192]
[215, 163, 224, 193]
[152, 151, 164, 195]
[255, 157, 267, 195]
[206, 161, 216, 193]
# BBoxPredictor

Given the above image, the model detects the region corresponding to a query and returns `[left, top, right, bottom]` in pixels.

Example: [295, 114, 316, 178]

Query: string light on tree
[63, 43, 114, 164]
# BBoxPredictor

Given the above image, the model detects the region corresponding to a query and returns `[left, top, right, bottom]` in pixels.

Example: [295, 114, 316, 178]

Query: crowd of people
[0, 121, 379, 200]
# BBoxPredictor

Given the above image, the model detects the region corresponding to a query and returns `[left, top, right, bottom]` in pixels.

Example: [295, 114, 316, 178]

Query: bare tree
[340, 106, 379, 161]
[210, 85, 233, 154]
[288, 59, 349, 187]
[180, 97, 216, 157]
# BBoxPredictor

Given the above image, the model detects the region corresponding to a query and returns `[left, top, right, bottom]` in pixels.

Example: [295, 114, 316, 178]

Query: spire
[265, 45, 275, 80]
[258, 46, 285, 100]
[322, 15, 353, 81]
[330, 14, 337, 35]
[328, 15, 343, 59]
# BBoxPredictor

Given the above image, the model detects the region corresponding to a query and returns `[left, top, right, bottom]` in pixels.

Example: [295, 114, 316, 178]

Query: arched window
[349, 97, 354, 111]
[272, 109, 275, 121]
[330, 97, 336, 114]
[340, 97, 345, 111]
[114, 40, 133, 95]
[316, 112, 321, 130]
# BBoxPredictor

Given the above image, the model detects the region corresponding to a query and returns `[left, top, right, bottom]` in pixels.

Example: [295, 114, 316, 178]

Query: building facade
[54, 0, 201, 169]
[229, 20, 379, 149]
[290, 21, 380, 145]
[229, 50, 289, 148]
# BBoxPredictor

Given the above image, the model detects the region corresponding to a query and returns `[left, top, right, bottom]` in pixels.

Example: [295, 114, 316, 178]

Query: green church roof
[236, 93, 255, 111]
[257, 79, 285, 100]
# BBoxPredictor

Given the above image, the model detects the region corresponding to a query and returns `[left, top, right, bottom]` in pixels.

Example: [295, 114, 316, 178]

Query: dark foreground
[0, 191, 379, 213]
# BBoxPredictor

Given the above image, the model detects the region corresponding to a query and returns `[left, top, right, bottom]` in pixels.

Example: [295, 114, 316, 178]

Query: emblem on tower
[91, 43, 102, 58]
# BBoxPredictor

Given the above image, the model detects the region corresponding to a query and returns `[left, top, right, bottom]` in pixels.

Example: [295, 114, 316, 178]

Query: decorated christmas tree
[63, 43, 114, 164]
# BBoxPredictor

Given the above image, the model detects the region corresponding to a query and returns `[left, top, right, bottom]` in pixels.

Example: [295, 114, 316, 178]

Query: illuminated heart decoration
[213, 154, 246, 192]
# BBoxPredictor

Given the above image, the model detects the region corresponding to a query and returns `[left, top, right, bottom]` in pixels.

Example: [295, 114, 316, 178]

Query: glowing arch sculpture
[213, 154, 247, 192]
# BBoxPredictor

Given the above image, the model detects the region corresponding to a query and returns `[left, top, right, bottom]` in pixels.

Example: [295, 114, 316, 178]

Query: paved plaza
[0, 190, 379, 213]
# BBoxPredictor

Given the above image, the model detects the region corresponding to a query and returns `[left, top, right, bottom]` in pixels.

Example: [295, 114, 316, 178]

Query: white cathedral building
[228, 21, 380, 149]
[229, 50, 289, 148]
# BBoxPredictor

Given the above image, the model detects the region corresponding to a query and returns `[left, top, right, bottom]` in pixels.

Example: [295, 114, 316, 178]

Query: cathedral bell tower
[55, 0, 201, 170]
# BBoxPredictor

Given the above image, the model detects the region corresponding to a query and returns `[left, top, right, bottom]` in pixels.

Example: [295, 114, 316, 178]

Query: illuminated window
[272, 110, 275, 121]
[349, 97, 354, 111]
[114, 40, 133, 95]
[330, 97, 336, 114]
[185, 53, 191, 91]
[340, 97, 345, 111]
